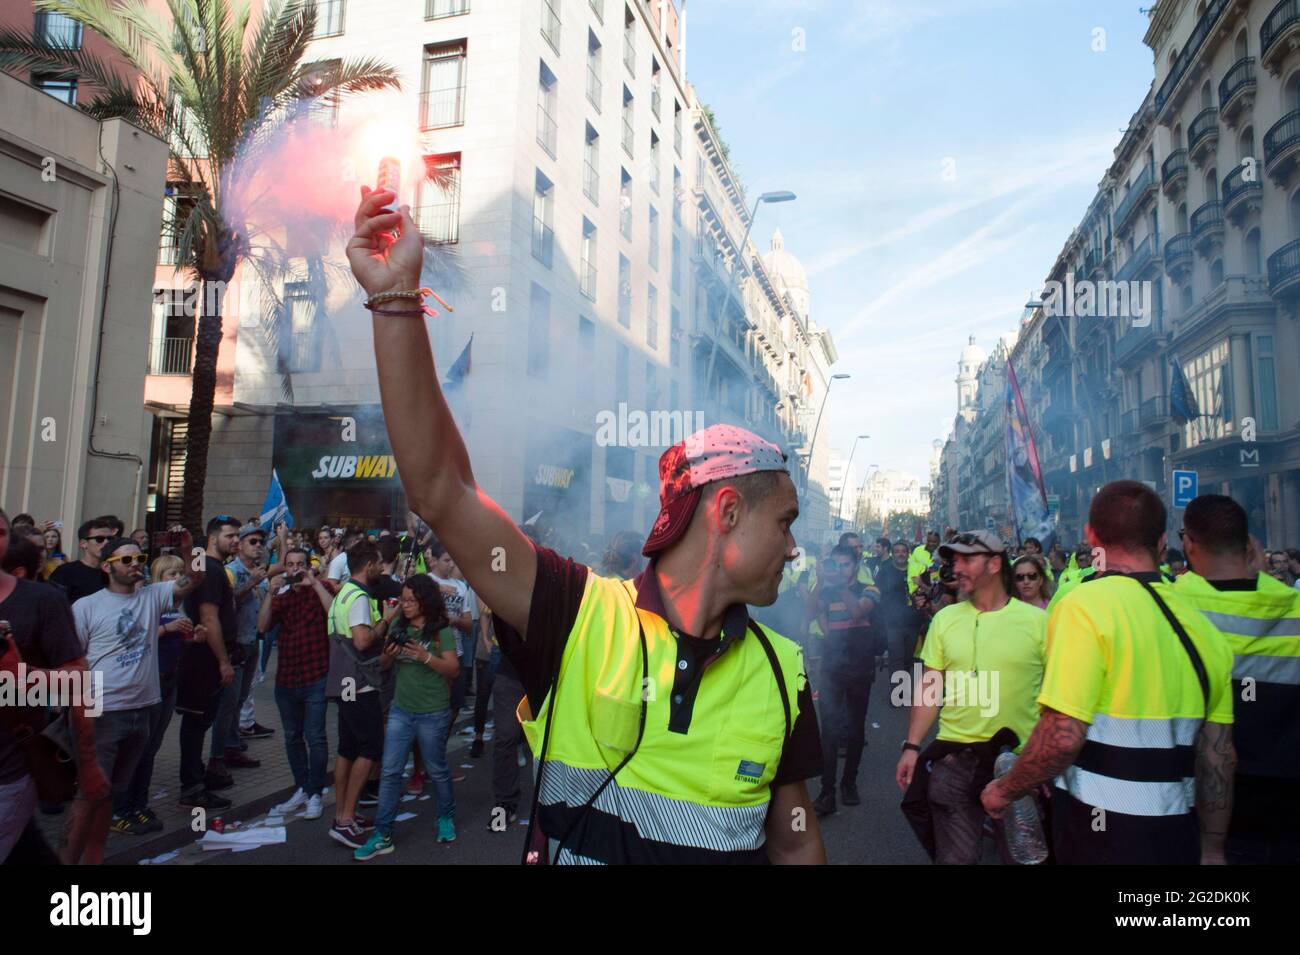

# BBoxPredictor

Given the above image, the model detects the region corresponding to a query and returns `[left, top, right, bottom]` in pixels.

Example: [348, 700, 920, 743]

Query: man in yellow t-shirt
[895, 529, 1046, 864]
[982, 481, 1235, 865]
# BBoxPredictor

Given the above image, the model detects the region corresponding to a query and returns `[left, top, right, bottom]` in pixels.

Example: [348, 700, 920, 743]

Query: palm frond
[0, 27, 138, 100]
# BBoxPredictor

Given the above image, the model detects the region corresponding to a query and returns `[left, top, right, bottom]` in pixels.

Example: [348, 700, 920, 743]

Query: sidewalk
[35, 673, 493, 864]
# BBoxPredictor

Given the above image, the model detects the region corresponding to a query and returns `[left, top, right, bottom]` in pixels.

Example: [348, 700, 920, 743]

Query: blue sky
[686, 0, 1155, 486]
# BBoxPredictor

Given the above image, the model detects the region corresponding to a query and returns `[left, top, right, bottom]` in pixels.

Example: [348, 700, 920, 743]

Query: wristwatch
[900, 741, 921, 754]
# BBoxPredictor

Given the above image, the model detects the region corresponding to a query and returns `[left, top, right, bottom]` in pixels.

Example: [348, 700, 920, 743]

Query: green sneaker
[353, 831, 394, 861]
[436, 816, 456, 843]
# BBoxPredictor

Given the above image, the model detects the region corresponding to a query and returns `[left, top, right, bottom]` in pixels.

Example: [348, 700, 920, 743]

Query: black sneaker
[470, 739, 484, 758]
[178, 789, 232, 811]
[240, 722, 275, 740]
[813, 789, 837, 817]
[135, 809, 165, 833]
[357, 782, 380, 807]
[840, 782, 861, 806]
[110, 814, 143, 835]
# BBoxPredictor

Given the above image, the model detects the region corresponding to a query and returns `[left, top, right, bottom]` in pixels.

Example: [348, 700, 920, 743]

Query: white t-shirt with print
[328, 552, 350, 582]
[73, 580, 178, 712]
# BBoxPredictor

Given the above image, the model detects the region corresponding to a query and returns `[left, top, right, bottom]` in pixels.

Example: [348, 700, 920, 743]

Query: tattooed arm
[1194, 721, 1235, 865]
[981, 707, 1086, 817]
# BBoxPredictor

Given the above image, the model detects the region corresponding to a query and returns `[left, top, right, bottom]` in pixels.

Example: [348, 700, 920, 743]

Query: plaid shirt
[268, 585, 330, 689]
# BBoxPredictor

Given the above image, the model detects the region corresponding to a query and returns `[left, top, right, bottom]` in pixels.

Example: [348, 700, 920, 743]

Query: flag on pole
[445, 334, 473, 389]
[1169, 357, 1199, 425]
[1004, 360, 1054, 550]
[259, 469, 293, 531]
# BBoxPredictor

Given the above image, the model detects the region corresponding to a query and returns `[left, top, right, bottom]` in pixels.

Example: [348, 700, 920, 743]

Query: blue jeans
[376, 703, 454, 837]
[274, 678, 328, 797]
[116, 672, 177, 815]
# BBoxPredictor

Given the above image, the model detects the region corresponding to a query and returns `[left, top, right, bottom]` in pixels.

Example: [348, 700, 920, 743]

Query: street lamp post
[702, 190, 797, 408]
[834, 433, 870, 522]
[802, 372, 850, 496]
[855, 463, 879, 531]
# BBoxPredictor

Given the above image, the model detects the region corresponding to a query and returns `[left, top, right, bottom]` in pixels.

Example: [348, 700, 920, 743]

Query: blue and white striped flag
[259, 468, 294, 531]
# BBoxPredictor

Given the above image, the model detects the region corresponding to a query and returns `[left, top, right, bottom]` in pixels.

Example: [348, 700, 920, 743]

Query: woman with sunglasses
[1011, 555, 1053, 610]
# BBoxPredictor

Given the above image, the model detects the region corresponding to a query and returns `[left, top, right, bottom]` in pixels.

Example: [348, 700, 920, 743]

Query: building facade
[0, 70, 168, 530]
[932, 0, 1300, 548]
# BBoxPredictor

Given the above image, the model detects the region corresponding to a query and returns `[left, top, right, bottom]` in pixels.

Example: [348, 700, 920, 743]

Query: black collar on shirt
[1207, 577, 1259, 592]
[631, 561, 751, 734]
[1086, 570, 1164, 584]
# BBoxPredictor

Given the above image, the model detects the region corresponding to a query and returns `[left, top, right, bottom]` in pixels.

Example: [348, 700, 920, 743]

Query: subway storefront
[273, 413, 407, 531]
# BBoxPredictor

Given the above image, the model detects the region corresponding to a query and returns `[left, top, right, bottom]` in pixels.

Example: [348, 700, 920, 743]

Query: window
[622, 85, 634, 156]
[283, 282, 321, 372]
[422, 42, 467, 129]
[426, 0, 470, 18]
[1209, 258, 1224, 288]
[618, 254, 632, 327]
[646, 284, 659, 349]
[537, 62, 558, 158]
[620, 168, 633, 239]
[584, 124, 600, 203]
[1244, 229, 1262, 275]
[301, 60, 341, 128]
[649, 131, 661, 193]
[587, 31, 602, 112]
[158, 185, 196, 265]
[647, 361, 660, 411]
[541, 0, 561, 54]
[616, 342, 629, 402]
[1255, 335, 1278, 432]
[651, 58, 662, 119]
[623, 6, 636, 74]
[590, 0, 604, 23]
[33, 73, 76, 105]
[670, 305, 681, 367]
[34, 11, 81, 49]
[579, 316, 596, 400]
[528, 282, 550, 377]
[673, 100, 682, 155]
[671, 235, 681, 295]
[416, 153, 462, 244]
[533, 170, 555, 267]
[1183, 340, 1232, 448]
[672, 166, 683, 225]
[648, 205, 660, 268]
[581, 218, 598, 299]
[312, 0, 344, 37]
[149, 290, 195, 375]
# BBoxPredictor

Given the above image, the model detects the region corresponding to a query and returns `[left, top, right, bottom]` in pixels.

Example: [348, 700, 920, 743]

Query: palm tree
[0, 0, 403, 534]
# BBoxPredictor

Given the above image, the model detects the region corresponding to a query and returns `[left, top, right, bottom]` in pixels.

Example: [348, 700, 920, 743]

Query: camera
[939, 562, 956, 583]
[387, 630, 410, 648]
[288, 571, 306, 584]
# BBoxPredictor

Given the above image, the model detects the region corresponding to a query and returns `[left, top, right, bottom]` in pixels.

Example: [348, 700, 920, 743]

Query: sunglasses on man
[104, 554, 149, 566]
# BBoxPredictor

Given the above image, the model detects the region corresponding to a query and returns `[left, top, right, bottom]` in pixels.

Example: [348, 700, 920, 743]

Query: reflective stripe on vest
[1059, 713, 1198, 817]
[1055, 766, 1194, 817]
[520, 572, 804, 864]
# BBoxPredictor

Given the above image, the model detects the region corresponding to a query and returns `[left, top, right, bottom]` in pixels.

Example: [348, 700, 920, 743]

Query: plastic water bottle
[993, 751, 1048, 865]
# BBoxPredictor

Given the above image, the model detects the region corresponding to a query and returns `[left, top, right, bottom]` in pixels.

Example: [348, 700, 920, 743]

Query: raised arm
[346, 187, 536, 635]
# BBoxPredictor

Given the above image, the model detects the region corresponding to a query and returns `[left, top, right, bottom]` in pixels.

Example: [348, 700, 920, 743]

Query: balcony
[531, 216, 554, 267]
[1116, 232, 1160, 282]
[1154, 0, 1231, 119]
[1222, 162, 1263, 223]
[1084, 246, 1104, 277]
[651, 86, 661, 120]
[419, 85, 466, 130]
[1114, 321, 1155, 366]
[580, 258, 596, 300]
[623, 33, 635, 75]
[1191, 200, 1224, 255]
[1162, 149, 1189, 200]
[1164, 232, 1194, 281]
[1138, 395, 1170, 429]
[1114, 164, 1156, 236]
[148, 337, 193, 375]
[1268, 236, 1300, 299]
[537, 103, 557, 158]
[425, 0, 469, 18]
[1042, 396, 1075, 436]
[1262, 0, 1300, 76]
[1175, 275, 1271, 341]
[416, 199, 460, 245]
[540, 0, 561, 54]
[1265, 108, 1300, 184]
[34, 11, 82, 48]
[1188, 108, 1220, 167]
[622, 115, 634, 156]
[583, 160, 599, 203]
[586, 65, 602, 112]
[1219, 56, 1257, 128]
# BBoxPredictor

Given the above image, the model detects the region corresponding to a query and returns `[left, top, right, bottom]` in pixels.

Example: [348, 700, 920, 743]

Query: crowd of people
[0, 507, 567, 864]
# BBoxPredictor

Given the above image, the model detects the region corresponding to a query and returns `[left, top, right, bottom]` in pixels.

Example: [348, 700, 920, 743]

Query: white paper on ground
[232, 844, 262, 853]
[138, 850, 180, 865]
[395, 812, 417, 822]
[401, 794, 416, 802]
[419, 795, 431, 801]
[264, 815, 285, 826]
[459, 763, 473, 769]
[199, 827, 287, 851]
[152, 789, 169, 800]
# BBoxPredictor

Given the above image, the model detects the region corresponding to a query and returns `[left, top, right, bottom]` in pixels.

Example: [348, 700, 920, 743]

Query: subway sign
[278, 447, 401, 486]
[311, 454, 399, 480]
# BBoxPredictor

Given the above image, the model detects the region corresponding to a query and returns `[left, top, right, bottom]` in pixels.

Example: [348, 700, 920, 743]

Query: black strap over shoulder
[1136, 578, 1210, 717]
[747, 620, 792, 743]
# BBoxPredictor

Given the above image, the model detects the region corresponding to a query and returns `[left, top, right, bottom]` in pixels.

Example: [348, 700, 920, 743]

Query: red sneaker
[406, 772, 425, 796]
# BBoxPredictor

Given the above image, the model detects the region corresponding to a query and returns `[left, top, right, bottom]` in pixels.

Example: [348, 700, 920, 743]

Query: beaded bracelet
[370, 308, 427, 317]
[364, 286, 455, 318]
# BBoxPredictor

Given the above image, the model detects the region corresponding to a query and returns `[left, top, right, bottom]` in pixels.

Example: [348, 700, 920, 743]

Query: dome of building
[960, 334, 986, 367]
[763, 229, 810, 316]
